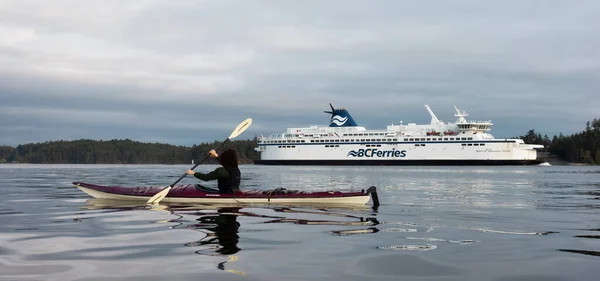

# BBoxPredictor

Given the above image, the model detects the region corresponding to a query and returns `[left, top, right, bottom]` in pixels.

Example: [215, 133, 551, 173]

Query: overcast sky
[1, 0, 598, 146]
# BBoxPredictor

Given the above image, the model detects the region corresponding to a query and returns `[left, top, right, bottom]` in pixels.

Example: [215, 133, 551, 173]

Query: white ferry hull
[254, 159, 542, 165]
[255, 141, 542, 165]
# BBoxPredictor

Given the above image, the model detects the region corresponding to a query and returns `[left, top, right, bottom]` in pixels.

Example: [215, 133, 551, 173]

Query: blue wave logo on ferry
[324, 103, 358, 127]
[330, 115, 348, 126]
[347, 149, 407, 158]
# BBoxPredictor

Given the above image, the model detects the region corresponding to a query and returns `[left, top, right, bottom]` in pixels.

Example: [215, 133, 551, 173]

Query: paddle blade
[146, 186, 172, 204]
[228, 118, 252, 139]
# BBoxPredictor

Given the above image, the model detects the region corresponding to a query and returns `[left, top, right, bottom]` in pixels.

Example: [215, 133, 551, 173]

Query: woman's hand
[185, 169, 195, 175]
[208, 149, 218, 158]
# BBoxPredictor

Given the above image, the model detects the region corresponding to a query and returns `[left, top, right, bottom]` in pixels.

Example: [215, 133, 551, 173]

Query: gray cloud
[1, 0, 599, 146]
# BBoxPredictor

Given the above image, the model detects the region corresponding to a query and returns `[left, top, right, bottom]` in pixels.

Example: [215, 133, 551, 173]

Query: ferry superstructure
[254, 104, 544, 165]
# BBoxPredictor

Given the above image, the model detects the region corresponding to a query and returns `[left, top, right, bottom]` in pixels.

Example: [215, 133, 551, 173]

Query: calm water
[0, 164, 599, 281]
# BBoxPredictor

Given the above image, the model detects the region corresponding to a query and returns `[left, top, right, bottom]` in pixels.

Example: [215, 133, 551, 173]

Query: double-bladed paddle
[146, 118, 253, 204]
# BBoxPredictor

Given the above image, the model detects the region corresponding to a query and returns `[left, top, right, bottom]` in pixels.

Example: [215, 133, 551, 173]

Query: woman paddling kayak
[185, 149, 242, 194]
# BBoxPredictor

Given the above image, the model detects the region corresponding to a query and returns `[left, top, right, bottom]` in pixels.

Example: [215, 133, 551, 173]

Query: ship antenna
[324, 103, 336, 114]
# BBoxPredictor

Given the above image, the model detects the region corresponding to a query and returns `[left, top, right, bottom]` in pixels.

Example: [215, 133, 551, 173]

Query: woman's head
[219, 149, 239, 168]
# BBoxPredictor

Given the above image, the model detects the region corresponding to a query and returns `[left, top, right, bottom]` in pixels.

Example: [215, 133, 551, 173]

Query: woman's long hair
[218, 149, 239, 168]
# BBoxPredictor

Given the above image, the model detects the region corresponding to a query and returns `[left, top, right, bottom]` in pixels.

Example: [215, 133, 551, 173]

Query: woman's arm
[189, 167, 229, 181]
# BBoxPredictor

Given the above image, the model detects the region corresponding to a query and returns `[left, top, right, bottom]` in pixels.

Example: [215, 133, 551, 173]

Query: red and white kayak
[73, 182, 379, 206]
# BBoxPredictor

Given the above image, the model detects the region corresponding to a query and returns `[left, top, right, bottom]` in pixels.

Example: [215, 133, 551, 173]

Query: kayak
[72, 182, 380, 206]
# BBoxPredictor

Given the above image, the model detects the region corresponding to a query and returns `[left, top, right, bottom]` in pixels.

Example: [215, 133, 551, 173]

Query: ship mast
[454, 106, 468, 123]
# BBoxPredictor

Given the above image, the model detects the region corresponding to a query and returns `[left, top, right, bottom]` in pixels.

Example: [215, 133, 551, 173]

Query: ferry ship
[254, 104, 544, 165]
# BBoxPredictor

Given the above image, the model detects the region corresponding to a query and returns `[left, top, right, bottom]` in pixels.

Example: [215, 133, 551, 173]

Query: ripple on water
[0, 262, 72, 276]
[356, 254, 462, 277]
[557, 249, 600, 257]
[377, 244, 437, 251]
[406, 237, 480, 245]
[494, 274, 575, 281]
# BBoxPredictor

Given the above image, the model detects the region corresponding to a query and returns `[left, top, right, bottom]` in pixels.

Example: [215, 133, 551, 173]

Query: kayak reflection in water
[185, 149, 242, 194]
[195, 208, 241, 255]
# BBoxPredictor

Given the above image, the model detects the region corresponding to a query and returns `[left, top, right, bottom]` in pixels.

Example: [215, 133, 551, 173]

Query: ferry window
[377, 145, 381, 147]
[292, 146, 296, 148]
[426, 138, 431, 141]
[409, 138, 414, 141]
[450, 138, 455, 140]
[461, 144, 466, 146]
[444, 138, 448, 140]
[421, 144, 425, 146]
[361, 139, 365, 142]
[325, 145, 329, 147]
[335, 145, 339, 147]
[461, 138, 467, 140]
[467, 144, 472, 146]
[468, 138, 473, 140]
[415, 144, 420, 146]
[474, 144, 479, 146]
[481, 144, 485, 146]
[420, 138, 426, 141]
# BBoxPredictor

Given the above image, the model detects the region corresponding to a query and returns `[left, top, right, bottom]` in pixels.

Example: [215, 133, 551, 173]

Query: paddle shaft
[168, 138, 230, 188]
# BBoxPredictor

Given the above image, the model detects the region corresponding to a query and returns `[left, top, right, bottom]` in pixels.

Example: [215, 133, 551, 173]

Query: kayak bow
[73, 182, 380, 206]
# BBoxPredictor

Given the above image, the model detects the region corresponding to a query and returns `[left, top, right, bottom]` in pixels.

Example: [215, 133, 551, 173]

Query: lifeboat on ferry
[426, 131, 440, 136]
[443, 130, 456, 135]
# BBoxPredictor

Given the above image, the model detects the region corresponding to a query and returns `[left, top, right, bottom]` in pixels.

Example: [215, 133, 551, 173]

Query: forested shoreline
[1, 118, 599, 165]
[0, 138, 260, 164]
[516, 118, 600, 165]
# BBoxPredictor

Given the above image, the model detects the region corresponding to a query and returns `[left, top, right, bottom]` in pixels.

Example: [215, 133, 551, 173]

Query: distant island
[1, 118, 598, 165]
[0, 138, 260, 165]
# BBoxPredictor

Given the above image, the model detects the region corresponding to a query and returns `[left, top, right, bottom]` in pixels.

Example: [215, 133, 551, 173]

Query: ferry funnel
[324, 103, 358, 127]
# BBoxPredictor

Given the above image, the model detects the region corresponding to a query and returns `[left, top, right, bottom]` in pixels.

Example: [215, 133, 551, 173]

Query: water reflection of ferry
[255, 104, 545, 165]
